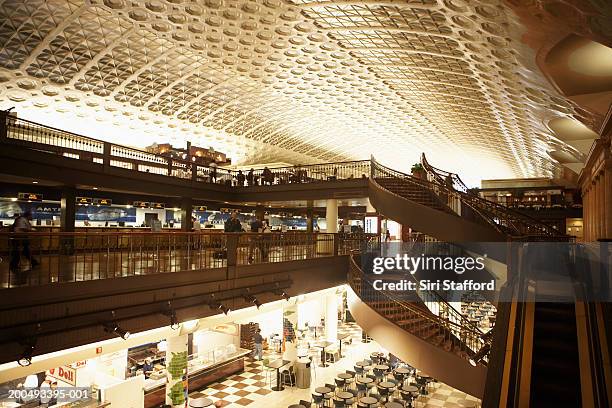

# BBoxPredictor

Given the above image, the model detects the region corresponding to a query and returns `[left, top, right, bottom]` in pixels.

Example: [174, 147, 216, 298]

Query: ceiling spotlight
[17, 341, 36, 367]
[469, 343, 491, 367]
[164, 302, 179, 330]
[245, 294, 261, 309]
[103, 312, 130, 340]
[280, 292, 290, 301]
[218, 304, 230, 315]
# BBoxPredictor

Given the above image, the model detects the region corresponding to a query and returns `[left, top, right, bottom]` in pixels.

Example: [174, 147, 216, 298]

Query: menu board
[151, 202, 165, 209]
[94, 198, 112, 206]
[133, 201, 150, 208]
[76, 197, 93, 205]
[18, 192, 43, 202]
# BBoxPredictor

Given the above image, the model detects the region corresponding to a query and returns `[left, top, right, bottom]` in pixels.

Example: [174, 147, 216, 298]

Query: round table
[394, 367, 411, 375]
[337, 391, 354, 401]
[360, 396, 378, 407]
[189, 397, 213, 407]
[458, 400, 477, 408]
[357, 377, 374, 385]
[338, 373, 354, 380]
[402, 385, 419, 393]
[374, 364, 390, 371]
[315, 386, 332, 395]
[385, 402, 404, 408]
[378, 381, 396, 389]
[288, 405, 306, 408]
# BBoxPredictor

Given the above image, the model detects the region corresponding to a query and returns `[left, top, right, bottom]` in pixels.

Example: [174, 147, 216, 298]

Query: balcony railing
[0, 231, 378, 289]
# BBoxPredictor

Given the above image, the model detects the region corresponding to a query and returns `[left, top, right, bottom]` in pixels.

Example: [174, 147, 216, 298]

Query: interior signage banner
[18, 192, 42, 202]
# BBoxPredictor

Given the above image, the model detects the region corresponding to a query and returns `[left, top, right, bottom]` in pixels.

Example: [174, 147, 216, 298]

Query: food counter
[143, 348, 251, 408]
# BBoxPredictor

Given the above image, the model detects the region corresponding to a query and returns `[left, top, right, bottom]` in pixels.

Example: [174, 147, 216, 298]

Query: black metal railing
[348, 254, 488, 362]
[0, 231, 377, 288]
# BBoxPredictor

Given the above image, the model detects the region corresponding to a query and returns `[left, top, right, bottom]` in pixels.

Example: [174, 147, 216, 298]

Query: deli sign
[47, 365, 77, 386]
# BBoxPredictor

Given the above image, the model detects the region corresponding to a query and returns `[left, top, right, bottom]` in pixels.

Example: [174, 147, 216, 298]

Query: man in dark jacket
[224, 210, 243, 232]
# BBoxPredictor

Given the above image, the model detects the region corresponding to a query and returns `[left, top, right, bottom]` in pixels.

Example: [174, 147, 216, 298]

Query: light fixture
[182, 319, 199, 331]
[17, 342, 35, 367]
[93, 187, 98, 190]
[164, 302, 179, 330]
[469, 343, 491, 367]
[207, 294, 230, 315]
[103, 311, 130, 340]
[218, 304, 230, 315]
[244, 294, 261, 309]
[32, 181, 38, 184]
[10, 197, 17, 202]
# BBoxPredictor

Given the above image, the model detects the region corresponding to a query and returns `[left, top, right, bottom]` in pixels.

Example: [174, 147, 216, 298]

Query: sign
[220, 208, 230, 213]
[94, 198, 112, 206]
[151, 202, 165, 209]
[69, 360, 87, 369]
[194, 206, 207, 212]
[76, 197, 93, 205]
[47, 366, 77, 386]
[132, 201, 150, 209]
[18, 192, 42, 202]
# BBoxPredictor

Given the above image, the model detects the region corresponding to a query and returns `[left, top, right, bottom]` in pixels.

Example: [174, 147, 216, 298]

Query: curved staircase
[348, 255, 489, 398]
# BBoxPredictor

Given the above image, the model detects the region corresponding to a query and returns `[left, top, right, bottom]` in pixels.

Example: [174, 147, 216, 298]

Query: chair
[335, 377, 346, 391]
[281, 365, 295, 387]
[379, 387, 391, 403]
[333, 398, 346, 408]
[356, 382, 368, 397]
[354, 365, 364, 378]
[400, 390, 414, 408]
[311, 393, 325, 408]
[262, 358, 275, 387]
[299, 400, 312, 408]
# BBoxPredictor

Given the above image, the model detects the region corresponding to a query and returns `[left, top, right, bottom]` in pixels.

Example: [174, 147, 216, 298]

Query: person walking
[252, 329, 263, 360]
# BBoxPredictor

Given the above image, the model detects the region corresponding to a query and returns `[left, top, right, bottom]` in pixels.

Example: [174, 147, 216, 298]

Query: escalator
[530, 302, 581, 406]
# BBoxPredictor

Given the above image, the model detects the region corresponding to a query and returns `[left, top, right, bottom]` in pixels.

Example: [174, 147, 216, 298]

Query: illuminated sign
[47, 366, 77, 386]
[94, 198, 112, 206]
[220, 208, 230, 213]
[132, 201, 150, 208]
[194, 206, 207, 212]
[76, 197, 93, 205]
[18, 193, 42, 202]
[151, 202, 165, 209]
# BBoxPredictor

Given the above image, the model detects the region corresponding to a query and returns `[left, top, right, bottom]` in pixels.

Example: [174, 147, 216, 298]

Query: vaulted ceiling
[0, 0, 610, 184]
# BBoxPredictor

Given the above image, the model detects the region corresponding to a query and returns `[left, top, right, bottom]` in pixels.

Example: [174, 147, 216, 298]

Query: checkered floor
[188, 322, 480, 407]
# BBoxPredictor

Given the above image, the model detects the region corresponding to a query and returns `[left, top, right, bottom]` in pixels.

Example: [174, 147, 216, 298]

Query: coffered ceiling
[0, 0, 610, 184]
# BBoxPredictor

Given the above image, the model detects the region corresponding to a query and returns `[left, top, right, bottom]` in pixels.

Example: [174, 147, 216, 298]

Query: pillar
[283, 302, 298, 362]
[606, 168, 612, 238]
[60, 187, 76, 232]
[306, 208, 314, 233]
[366, 198, 375, 213]
[180, 197, 193, 232]
[325, 293, 338, 342]
[165, 334, 188, 407]
[326, 199, 338, 233]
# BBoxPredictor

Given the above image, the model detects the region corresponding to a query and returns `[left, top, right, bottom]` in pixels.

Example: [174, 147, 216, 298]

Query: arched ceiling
[0, 0, 609, 183]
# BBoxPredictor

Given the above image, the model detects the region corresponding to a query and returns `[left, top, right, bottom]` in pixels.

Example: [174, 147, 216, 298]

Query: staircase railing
[348, 254, 489, 362]
[421, 153, 473, 194]
[372, 156, 569, 240]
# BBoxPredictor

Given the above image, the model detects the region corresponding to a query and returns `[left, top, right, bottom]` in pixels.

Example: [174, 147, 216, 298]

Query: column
[165, 334, 188, 408]
[326, 199, 338, 233]
[180, 197, 193, 232]
[283, 302, 298, 362]
[306, 208, 314, 233]
[60, 187, 76, 232]
[606, 168, 612, 238]
[366, 198, 375, 213]
[325, 293, 338, 342]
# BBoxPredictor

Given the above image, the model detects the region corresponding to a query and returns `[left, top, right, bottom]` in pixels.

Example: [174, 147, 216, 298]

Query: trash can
[295, 358, 311, 389]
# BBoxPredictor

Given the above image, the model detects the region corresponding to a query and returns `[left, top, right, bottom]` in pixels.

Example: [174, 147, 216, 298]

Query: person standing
[252, 329, 263, 360]
[246, 168, 255, 186]
[10, 211, 39, 279]
[192, 216, 201, 231]
[248, 216, 263, 263]
[224, 210, 243, 232]
[236, 170, 245, 186]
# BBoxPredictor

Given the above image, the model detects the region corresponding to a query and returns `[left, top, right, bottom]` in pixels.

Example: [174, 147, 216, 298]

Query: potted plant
[411, 163, 425, 179]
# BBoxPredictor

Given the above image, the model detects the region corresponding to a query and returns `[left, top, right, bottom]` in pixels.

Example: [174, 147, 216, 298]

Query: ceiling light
[32, 181, 38, 184]
[218, 304, 230, 315]
[93, 187, 98, 190]
[17, 342, 36, 367]
[103, 312, 130, 340]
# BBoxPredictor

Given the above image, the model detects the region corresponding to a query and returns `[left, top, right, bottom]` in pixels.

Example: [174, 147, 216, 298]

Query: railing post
[333, 233, 339, 256]
[226, 234, 238, 267]
[0, 110, 7, 141]
[191, 162, 197, 182]
[103, 142, 111, 171]
[167, 158, 173, 176]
